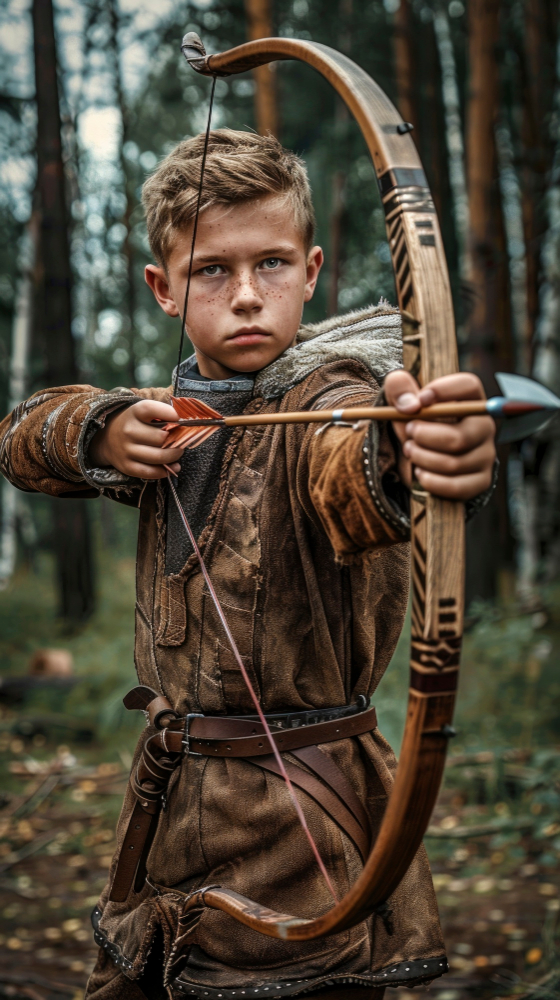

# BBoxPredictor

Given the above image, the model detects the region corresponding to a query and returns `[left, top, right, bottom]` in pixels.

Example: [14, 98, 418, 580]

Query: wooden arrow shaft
[170, 399, 490, 429]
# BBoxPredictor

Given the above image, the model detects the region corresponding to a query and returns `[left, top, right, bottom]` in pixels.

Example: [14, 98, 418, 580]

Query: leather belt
[109, 687, 377, 903]
[166, 703, 378, 757]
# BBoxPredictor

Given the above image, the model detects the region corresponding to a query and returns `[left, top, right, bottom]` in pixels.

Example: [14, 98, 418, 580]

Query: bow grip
[123, 685, 179, 730]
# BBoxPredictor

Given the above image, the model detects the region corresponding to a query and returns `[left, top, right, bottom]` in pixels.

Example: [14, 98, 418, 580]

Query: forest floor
[0, 741, 558, 1000]
[1, 511, 559, 1000]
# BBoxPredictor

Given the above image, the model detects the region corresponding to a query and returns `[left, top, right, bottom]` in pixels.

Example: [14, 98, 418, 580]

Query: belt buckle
[182, 713, 205, 755]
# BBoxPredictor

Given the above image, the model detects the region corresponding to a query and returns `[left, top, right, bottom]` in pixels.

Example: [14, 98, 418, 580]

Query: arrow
[159, 373, 560, 450]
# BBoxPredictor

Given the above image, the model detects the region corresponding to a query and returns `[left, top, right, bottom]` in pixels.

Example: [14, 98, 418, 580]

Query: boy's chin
[227, 345, 291, 373]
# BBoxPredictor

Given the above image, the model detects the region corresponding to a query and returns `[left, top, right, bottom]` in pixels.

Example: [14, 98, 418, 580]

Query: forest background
[1, 0, 560, 998]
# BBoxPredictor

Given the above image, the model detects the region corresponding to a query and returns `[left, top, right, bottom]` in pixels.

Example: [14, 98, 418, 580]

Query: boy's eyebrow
[193, 245, 299, 264]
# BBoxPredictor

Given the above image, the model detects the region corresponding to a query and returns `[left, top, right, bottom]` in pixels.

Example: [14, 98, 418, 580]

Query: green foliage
[379, 596, 560, 755]
[0, 497, 142, 762]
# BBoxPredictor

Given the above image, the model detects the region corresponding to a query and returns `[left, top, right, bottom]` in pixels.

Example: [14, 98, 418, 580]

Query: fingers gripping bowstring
[167, 78, 338, 904]
[173, 74, 217, 398]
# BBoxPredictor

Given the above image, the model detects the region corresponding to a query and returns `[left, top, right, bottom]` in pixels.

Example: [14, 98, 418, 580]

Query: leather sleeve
[0, 384, 171, 498]
[306, 378, 497, 562]
[299, 373, 409, 563]
[307, 419, 409, 562]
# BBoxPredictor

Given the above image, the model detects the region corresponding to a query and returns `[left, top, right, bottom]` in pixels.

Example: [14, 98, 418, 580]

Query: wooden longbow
[176, 32, 465, 940]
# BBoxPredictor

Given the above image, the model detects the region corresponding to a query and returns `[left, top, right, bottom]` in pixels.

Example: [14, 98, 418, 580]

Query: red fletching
[172, 396, 222, 420]
[162, 397, 224, 450]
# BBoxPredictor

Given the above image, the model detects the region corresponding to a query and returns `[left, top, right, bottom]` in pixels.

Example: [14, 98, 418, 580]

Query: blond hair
[142, 129, 316, 267]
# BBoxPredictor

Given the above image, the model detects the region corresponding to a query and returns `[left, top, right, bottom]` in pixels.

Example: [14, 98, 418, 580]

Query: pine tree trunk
[393, 0, 419, 139]
[465, 0, 514, 606]
[521, 0, 559, 365]
[32, 0, 95, 624]
[244, 0, 278, 135]
[422, 21, 443, 222]
[530, 15, 560, 588]
[465, 0, 512, 387]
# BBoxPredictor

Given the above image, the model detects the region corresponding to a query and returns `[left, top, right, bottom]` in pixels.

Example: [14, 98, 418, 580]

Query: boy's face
[145, 194, 323, 380]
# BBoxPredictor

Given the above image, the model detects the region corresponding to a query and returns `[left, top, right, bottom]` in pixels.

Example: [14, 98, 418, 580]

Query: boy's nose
[231, 274, 263, 312]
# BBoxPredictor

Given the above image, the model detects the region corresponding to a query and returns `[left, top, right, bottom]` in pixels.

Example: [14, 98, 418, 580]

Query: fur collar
[254, 300, 403, 400]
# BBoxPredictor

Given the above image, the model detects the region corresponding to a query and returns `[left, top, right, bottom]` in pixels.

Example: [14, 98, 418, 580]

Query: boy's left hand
[384, 370, 496, 501]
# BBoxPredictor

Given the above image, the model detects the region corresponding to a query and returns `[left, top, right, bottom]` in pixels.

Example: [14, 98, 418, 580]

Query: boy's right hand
[89, 400, 183, 480]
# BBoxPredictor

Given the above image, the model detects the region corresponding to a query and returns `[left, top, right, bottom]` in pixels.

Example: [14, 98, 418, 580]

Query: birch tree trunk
[495, 118, 529, 376]
[433, 8, 469, 286]
[32, 0, 95, 623]
[244, 0, 278, 135]
[0, 218, 38, 587]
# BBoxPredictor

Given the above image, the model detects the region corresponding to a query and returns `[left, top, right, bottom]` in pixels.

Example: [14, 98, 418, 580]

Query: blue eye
[262, 257, 281, 269]
[202, 265, 222, 275]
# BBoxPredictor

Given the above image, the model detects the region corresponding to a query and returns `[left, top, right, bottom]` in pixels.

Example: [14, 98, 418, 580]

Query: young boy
[0, 130, 495, 1000]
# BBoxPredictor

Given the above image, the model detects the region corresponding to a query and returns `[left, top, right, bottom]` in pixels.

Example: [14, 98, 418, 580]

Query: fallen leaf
[474, 956, 489, 968]
[538, 883, 557, 896]
[440, 815, 459, 830]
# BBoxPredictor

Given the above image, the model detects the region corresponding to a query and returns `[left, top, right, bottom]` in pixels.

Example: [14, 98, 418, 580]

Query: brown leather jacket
[0, 308, 447, 999]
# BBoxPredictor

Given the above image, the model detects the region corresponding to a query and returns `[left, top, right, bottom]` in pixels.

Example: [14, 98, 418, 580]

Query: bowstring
[173, 74, 217, 397]
[167, 76, 338, 905]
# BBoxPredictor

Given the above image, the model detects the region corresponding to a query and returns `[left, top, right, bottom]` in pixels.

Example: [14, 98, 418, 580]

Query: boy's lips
[228, 328, 272, 346]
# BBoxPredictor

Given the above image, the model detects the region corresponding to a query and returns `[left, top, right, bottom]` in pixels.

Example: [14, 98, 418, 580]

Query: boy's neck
[195, 350, 243, 381]
[194, 347, 256, 382]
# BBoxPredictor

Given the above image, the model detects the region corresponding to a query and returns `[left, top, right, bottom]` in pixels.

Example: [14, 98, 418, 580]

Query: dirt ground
[0, 735, 557, 1000]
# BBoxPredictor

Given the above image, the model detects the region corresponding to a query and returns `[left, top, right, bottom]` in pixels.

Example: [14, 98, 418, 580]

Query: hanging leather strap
[110, 693, 378, 903]
[291, 745, 372, 840]
[245, 750, 370, 862]
[110, 725, 181, 903]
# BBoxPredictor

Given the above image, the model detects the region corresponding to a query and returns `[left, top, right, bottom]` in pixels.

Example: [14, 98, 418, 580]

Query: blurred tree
[32, 0, 95, 623]
[462, 0, 514, 606]
[520, 0, 559, 364]
[107, 0, 138, 388]
[6, 0, 560, 610]
[433, 7, 468, 293]
[244, 0, 278, 134]
[465, 0, 512, 388]
[393, 0, 419, 138]
[327, 0, 353, 316]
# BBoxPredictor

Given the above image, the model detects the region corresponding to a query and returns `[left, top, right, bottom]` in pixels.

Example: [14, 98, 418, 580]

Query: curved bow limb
[181, 35, 465, 939]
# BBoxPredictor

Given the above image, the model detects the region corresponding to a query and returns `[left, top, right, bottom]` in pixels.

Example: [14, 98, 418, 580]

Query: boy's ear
[145, 265, 180, 317]
[304, 246, 324, 303]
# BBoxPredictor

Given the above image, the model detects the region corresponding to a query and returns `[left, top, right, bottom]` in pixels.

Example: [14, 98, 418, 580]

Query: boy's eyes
[199, 258, 285, 276]
[200, 264, 225, 276]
